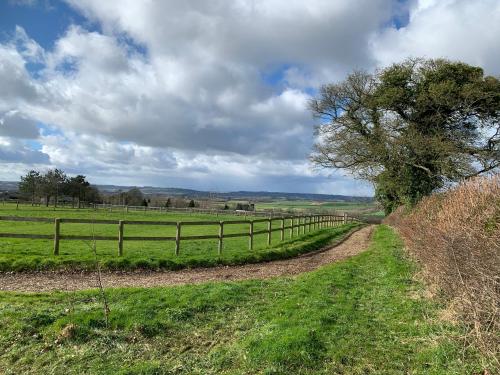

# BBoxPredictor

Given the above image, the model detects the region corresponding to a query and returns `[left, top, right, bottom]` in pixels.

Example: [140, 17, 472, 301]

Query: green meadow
[0, 226, 485, 374]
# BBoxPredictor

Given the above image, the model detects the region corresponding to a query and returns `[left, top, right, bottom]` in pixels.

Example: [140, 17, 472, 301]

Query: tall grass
[385, 175, 499, 365]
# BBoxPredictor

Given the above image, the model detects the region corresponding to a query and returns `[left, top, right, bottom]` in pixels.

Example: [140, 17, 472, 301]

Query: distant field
[253, 199, 381, 213]
[0, 204, 358, 271]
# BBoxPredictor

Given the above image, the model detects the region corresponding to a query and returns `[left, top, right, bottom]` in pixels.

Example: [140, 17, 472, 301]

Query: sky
[0, 0, 499, 195]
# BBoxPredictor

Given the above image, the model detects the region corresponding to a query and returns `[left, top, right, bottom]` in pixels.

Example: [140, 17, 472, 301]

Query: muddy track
[0, 225, 374, 292]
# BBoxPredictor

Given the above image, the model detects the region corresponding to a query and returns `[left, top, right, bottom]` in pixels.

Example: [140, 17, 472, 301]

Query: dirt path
[0, 226, 374, 292]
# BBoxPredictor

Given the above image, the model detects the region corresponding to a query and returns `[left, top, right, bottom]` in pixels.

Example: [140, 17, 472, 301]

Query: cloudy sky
[0, 0, 499, 195]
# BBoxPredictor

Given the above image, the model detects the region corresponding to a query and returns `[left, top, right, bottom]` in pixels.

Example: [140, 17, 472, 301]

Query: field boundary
[1, 200, 354, 217]
[0, 213, 359, 257]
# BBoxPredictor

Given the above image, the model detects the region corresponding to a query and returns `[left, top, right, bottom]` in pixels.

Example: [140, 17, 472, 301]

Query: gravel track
[0, 225, 374, 292]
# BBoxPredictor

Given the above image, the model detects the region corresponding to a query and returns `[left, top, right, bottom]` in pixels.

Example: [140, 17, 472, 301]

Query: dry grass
[385, 175, 500, 366]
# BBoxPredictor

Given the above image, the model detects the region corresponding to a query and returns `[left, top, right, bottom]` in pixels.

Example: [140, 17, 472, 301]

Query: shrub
[385, 175, 499, 363]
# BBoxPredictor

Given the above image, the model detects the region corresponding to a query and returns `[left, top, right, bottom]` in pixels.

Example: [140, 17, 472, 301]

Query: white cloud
[372, 0, 500, 75]
[0, 136, 49, 164]
[0, 42, 40, 108]
[0, 110, 39, 138]
[0, 0, 498, 194]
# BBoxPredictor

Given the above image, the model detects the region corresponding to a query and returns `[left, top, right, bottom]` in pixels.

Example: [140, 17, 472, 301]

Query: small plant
[84, 221, 110, 328]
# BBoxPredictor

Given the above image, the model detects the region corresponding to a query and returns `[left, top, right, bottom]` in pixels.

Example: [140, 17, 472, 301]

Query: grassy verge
[0, 225, 487, 374]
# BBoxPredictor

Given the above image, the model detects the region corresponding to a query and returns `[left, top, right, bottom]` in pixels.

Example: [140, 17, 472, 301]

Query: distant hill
[0, 181, 19, 192]
[0, 181, 373, 202]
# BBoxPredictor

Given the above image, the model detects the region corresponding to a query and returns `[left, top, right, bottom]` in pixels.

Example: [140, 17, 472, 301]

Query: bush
[385, 175, 499, 362]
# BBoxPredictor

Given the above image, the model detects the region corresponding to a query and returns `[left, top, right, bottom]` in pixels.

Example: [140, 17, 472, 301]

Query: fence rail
[0, 213, 359, 256]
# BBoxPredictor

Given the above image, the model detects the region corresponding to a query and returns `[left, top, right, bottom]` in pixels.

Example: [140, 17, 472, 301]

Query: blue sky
[0, 0, 499, 195]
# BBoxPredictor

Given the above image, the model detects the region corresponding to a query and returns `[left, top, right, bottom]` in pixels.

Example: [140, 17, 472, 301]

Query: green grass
[0, 225, 488, 374]
[254, 200, 380, 214]
[255, 199, 376, 209]
[0, 204, 358, 271]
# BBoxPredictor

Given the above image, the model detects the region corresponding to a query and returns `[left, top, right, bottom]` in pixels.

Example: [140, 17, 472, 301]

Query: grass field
[253, 200, 382, 214]
[0, 204, 358, 271]
[0, 225, 486, 374]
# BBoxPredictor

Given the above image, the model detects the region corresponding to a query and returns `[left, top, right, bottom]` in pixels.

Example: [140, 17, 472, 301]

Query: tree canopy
[310, 58, 500, 213]
[19, 169, 100, 206]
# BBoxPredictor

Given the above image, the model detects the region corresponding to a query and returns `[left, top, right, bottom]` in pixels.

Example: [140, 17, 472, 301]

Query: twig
[84, 220, 110, 328]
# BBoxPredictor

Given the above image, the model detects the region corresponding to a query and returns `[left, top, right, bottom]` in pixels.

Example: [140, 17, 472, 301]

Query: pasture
[254, 199, 381, 214]
[0, 204, 358, 271]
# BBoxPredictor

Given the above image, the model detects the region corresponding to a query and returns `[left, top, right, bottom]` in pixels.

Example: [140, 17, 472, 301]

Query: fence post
[280, 218, 285, 241]
[343, 212, 347, 224]
[249, 221, 254, 250]
[290, 217, 293, 238]
[267, 218, 272, 246]
[118, 220, 124, 256]
[218, 221, 224, 255]
[308, 216, 312, 232]
[53, 218, 60, 256]
[175, 222, 181, 255]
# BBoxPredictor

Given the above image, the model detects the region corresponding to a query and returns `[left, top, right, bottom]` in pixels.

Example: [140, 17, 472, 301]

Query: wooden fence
[0, 214, 358, 256]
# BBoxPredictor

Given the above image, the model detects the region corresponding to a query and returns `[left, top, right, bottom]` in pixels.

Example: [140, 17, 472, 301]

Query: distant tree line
[18, 170, 259, 211]
[19, 169, 101, 207]
[235, 202, 255, 211]
[103, 189, 201, 209]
